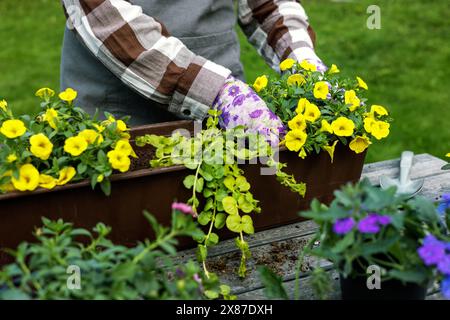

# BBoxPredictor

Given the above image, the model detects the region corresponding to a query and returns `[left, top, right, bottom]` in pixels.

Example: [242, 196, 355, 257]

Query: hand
[291, 47, 327, 73]
[213, 76, 285, 147]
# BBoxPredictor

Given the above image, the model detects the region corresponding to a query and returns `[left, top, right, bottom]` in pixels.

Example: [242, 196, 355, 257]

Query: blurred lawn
[0, 0, 448, 163]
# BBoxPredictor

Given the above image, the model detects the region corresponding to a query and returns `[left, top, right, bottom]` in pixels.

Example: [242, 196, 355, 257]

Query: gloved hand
[213, 76, 285, 147]
[291, 47, 327, 73]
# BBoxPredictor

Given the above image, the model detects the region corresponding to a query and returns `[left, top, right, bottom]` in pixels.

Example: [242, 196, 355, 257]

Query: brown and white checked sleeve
[61, 0, 231, 120]
[238, 0, 318, 71]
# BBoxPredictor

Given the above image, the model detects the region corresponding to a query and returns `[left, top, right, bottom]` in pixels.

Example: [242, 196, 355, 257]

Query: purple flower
[171, 202, 197, 218]
[357, 214, 380, 234]
[438, 193, 450, 214]
[438, 255, 450, 275]
[377, 215, 392, 226]
[333, 217, 355, 235]
[418, 236, 447, 266]
[441, 276, 450, 299]
[249, 109, 264, 118]
[232, 94, 246, 106]
[228, 85, 240, 97]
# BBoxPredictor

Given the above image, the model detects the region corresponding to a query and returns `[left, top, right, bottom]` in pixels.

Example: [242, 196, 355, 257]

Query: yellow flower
[116, 120, 128, 132]
[253, 75, 268, 92]
[97, 174, 104, 183]
[7, 153, 17, 163]
[364, 116, 376, 133]
[370, 105, 388, 117]
[287, 74, 305, 86]
[304, 103, 321, 122]
[64, 136, 88, 156]
[331, 117, 355, 137]
[323, 140, 339, 163]
[328, 64, 340, 74]
[320, 120, 333, 134]
[370, 121, 390, 140]
[299, 59, 317, 72]
[313, 81, 329, 100]
[349, 135, 372, 154]
[296, 98, 309, 114]
[0, 99, 7, 112]
[30, 133, 53, 160]
[35, 88, 55, 99]
[59, 88, 78, 103]
[446, 153, 450, 158]
[39, 174, 57, 190]
[299, 148, 307, 159]
[288, 114, 307, 131]
[43, 108, 58, 129]
[280, 58, 296, 71]
[12, 164, 40, 191]
[78, 129, 104, 145]
[93, 124, 105, 133]
[107, 150, 131, 173]
[0, 119, 26, 138]
[356, 76, 368, 90]
[115, 139, 137, 158]
[285, 130, 308, 152]
[345, 90, 361, 111]
[57, 167, 76, 186]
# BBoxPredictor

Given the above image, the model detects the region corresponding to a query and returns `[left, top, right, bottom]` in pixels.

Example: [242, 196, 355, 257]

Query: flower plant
[0, 89, 135, 196]
[136, 109, 305, 278]
[253, 60, 393, 160]
[0, 205, 234, 300]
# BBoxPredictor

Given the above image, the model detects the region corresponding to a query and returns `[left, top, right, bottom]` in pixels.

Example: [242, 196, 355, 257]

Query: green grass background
[0, 0, 448, 163]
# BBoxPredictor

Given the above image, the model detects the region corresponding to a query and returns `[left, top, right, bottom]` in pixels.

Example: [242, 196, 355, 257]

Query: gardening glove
[291, 47, 327, 73]
[213, 76, 286, 147]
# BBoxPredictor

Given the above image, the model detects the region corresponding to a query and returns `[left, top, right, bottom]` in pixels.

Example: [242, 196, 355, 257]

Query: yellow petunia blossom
[328, 64, 340, 74]
[446, 153, 450, 158]
[39, 174, 57, 190]
[356, 76, 368, 90]
[287, 74, 305, 86]
[116, 120, 128, 132]
[331, 117, 355, 137]
[296, 98, 309, 114]
[107, 150, 131, 173]
[370, 121, 390, 140]
[12, 164, 40, 191]
[0, 99, 7, 112]
[57, 167, 76, 186]
[323, 140, 339, 163]
[285, 130, 308, 152]
[253, 75, 268, 92]
[93, 123, 106, 133]
[370, 105, 388, 117]
[349, 135, 372, 154]
[313, 81, 329, 100]
[97, 174, 104, 183]
[115, 139, 137, 158]
[78, 129, 104, 145]
[288, 114, 307, 131]
[30, 133, 53, 160]
[64, 136, 88, 156]
[35, 88, 55, 99]
[280, 58, 296, 71]
[43, 108, 58, 129]
[299, 59, 317, 72]
[304, 103, 321, 122]
[0, 119, 27, 139]
[345, 90, 361, 111]
[320, 120, 333, 134]
[59, 88, 78, 103]
[7, 153, 17, 163]
[364, 116, 376, 133]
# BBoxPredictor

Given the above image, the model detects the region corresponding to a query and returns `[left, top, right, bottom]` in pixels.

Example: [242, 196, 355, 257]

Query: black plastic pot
[340, 275, 427, 300]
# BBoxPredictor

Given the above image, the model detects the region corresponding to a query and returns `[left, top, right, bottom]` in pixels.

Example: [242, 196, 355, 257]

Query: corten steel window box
[0, 120, 366, 265]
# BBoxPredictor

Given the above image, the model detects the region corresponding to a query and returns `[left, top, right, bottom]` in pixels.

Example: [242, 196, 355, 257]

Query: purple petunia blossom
[441, 276, 450, 299]
[172, 202, 197, 218]
[418, 235, 447, 266]
[228, 85, 240, 97]
[232, 94, 246, 106]
[438, 255, 450, 275]
[377, 215, 392, 226]
[249, 109, 264, 118]
[438, 193, 450, 215]
[333, 217, 355, 235]
[358, 214, 380, 234]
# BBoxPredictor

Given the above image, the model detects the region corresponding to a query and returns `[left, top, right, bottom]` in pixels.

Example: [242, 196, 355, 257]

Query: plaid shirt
[61, 0, 316, 120]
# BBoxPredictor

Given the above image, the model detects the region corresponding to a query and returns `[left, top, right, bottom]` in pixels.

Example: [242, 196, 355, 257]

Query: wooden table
[178, 154, 449, 299]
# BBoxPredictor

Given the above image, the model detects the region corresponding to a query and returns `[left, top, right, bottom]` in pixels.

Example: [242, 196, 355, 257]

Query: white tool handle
[400, 151, 414, 185]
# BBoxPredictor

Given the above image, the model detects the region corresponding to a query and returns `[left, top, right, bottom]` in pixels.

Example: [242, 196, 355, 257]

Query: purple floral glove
[290, 47, 327, 73]
[213, 76, 285, 147]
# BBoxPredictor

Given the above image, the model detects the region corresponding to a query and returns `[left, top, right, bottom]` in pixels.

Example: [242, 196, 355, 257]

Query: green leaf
[100, 179, 111, 196]
[77, 162, 88, 175]
[222, 196, 238, 215]
[388, 269, 427, 284]
[198, 211, 212, 226]
[257, 266, 288, 300]
[331, 232, 354, 254]
[223, 176, 235, 191]
[206, 233, 219, 246]
[204, 290, 219, 300]
[235, 176, 250, 192]
[241, 215, 254, 235]
[183, 175, 195, 189]
[214, 213, 226, 229]
[238, 195, 254, 213]
[196, 245, 208, 262]
[195, 177, 204, 193]
[226, 215, 242, 233]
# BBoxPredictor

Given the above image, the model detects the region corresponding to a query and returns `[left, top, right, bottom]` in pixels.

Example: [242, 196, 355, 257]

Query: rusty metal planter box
[0, 120, 365, 264]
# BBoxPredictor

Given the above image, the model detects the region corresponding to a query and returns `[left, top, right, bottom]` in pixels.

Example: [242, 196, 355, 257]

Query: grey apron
[60, 0, 244, 126]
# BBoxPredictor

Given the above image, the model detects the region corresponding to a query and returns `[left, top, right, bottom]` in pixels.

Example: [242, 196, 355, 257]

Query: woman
[60, 0, 325, 143]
